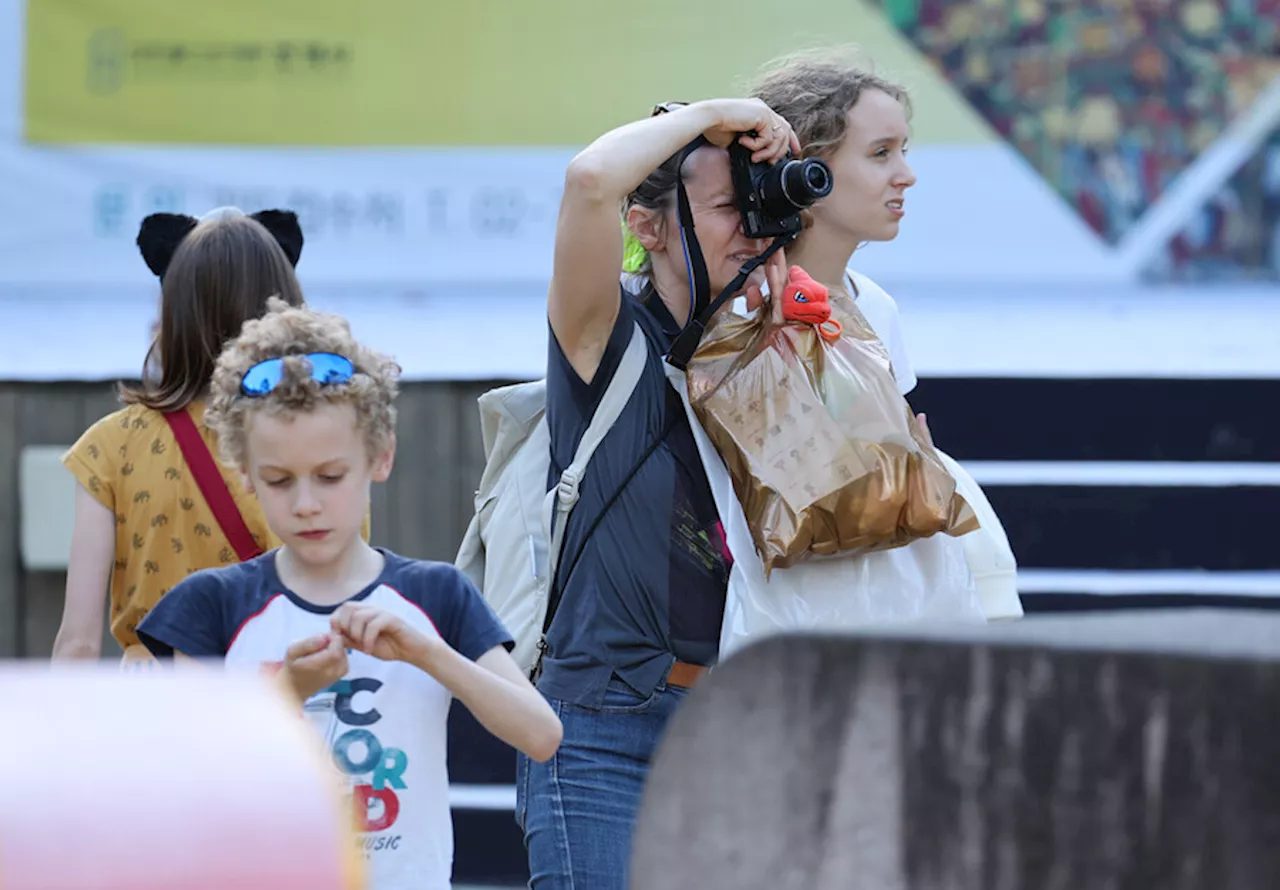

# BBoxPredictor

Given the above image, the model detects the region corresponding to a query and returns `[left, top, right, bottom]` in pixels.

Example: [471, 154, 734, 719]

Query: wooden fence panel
[0, 381, 510, 658]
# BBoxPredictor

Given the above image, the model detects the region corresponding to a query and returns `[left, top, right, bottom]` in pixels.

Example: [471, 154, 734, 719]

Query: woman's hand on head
[698, 99, 800, 163]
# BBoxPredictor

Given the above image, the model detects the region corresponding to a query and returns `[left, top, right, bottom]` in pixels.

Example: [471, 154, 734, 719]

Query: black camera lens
[728, 141, 837, 238]
[799, 160, 832, 196]
[760, 157, 833, 215]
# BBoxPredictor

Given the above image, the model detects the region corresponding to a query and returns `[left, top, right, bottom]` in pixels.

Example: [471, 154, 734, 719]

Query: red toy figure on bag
[779, 266, 842, 341]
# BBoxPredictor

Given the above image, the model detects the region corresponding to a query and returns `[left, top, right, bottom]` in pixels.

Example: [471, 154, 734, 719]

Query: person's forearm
[51, 632, 102, 660]
[411, 646, 561, 762]
[565, 100, 723, 204]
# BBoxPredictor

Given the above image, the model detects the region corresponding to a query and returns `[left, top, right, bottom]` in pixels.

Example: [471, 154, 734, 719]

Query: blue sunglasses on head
[240, 352, 356, 397]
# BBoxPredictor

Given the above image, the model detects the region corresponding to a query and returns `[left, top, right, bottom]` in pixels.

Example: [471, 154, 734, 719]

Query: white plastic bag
[934, 450, 1023, 620]
[665, 363, 987, 660]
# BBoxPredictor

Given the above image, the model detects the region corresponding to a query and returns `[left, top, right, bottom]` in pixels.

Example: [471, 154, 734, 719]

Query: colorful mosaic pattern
[1148, 126, 1280, 281]
[874, 0, 1280, 279]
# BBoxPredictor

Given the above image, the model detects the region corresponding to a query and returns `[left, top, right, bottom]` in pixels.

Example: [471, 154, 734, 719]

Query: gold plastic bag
[685, 293, 978, 575]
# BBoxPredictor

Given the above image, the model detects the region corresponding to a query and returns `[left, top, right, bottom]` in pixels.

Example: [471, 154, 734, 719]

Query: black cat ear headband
[136, 207, 304, 281]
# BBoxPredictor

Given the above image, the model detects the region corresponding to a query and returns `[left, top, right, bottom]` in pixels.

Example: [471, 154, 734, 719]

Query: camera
[729, 139, 833, 239]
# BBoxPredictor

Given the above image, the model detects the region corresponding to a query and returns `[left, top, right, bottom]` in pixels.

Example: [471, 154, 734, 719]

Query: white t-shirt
[845, 269, 917, 396]
[138, 549, 514, 890]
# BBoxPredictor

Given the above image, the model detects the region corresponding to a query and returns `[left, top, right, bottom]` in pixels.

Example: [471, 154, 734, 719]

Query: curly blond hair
[750, 46, 911, 161]
[206, 297, 401, 469]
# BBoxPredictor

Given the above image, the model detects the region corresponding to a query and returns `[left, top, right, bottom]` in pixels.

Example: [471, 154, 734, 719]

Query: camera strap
[673, 136, 711, 330]
[666, 232, 793, 370]
[663, 136, 797, 371]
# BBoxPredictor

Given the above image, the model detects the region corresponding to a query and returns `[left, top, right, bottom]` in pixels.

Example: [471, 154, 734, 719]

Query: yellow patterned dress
[63, 400, 284, 660]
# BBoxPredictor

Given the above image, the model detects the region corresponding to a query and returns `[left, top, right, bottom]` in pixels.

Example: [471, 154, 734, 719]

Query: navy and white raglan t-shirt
[137, 548, 513, 890]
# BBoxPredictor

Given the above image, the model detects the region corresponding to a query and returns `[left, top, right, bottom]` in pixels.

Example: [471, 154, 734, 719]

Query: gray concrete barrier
[631, 611, 1280, 889]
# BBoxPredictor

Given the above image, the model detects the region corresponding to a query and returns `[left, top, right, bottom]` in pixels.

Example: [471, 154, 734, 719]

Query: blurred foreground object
[632, 612, 1280, 889]
[0, 665, 362, 890]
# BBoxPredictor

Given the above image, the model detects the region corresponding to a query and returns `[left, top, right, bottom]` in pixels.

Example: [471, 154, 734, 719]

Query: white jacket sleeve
[845, 270, 917, 395]
[846, 269, 1022, 620]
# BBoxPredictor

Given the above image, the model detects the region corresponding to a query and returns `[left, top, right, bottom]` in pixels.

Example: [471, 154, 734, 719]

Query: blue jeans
[516, 677, 690, 889]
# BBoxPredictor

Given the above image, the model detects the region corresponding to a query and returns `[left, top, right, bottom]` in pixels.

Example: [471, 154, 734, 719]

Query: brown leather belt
[667, 660, 709, 689]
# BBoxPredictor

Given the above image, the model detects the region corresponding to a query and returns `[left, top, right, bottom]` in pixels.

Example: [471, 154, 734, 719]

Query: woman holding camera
[519, 100, 799, 888]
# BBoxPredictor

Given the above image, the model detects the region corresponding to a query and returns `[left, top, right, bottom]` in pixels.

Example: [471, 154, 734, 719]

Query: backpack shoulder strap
[163, 408, 264, 563]
[531, 321, 667, 679]
[544, 321, 647, 582]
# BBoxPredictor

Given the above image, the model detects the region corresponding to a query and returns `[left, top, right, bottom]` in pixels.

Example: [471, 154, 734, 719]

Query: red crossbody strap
[163, 408, 264, 562]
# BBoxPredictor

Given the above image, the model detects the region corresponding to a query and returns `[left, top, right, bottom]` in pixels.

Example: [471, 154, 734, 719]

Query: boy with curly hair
[138, 298, 561, 890]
